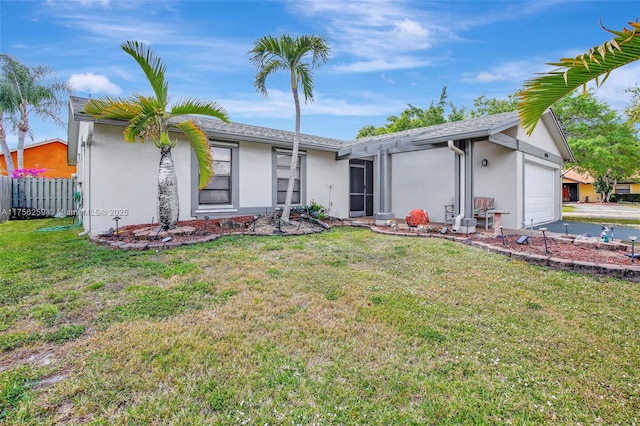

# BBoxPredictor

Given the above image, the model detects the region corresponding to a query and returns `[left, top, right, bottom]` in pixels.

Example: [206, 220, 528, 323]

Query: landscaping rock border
[365, 224, 640, 282]
[89, 217, 640, 282]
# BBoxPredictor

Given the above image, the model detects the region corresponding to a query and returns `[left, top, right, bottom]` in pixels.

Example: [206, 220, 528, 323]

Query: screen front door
[349, 160, 373, 217]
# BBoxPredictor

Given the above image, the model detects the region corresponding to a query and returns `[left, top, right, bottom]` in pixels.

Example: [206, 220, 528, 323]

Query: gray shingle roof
[344, 111, 520, 147]
[70, 96, 531, 155]
[69, 96, 347, 151]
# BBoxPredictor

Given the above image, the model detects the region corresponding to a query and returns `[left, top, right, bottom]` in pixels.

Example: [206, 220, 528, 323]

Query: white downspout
[78, 123, 94, 237]
[448, 140, 465, 231]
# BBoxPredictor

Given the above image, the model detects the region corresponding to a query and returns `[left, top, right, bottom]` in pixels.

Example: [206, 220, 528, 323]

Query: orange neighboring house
[0, 138, 76, 178]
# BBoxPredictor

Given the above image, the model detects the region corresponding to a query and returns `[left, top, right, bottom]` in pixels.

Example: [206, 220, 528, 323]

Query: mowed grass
[1, 219, 640, 424]
[564, 216, 640, 226]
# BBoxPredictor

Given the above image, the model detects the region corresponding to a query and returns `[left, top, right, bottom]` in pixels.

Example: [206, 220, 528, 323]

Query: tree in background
[469, 91, 519, 118]
[0, 55, 72, 169]
[0, 73, 17, 175]
[356, 87, 464, 138]
[249, 34, 330, 223]
[85, 41, 228, 230]
[625, 85, 640, 124]
[518, 20, 640, 134]
[553, 90, 640, 202]
[355, 88, 518, 138]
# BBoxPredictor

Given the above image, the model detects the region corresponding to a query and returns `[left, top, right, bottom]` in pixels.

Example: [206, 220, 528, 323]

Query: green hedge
[611, 193, 640, 203]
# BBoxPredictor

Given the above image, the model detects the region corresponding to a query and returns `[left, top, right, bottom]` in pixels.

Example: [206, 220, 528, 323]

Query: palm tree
[84, 41, 228, 230]
[0, 78, 17, 175]
[518, 20, 640, 134]
[0, 55, 72, 169]
[249, 34, 330, 222]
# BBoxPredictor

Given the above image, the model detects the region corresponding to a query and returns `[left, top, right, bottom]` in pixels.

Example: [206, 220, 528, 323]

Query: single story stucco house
[67, 96, 573, 236]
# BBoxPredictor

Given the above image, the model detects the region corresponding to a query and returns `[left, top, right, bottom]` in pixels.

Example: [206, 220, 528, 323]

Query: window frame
[192, 140, 239, 215]
[272, 148, 306, 207]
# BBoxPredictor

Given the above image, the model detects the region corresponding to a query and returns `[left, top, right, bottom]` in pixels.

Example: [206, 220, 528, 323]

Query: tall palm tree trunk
[17, 119, 27, 169]
[281, 86, 301, 223]
[158, 144, 180, 230]
[0, 113, 15, 175]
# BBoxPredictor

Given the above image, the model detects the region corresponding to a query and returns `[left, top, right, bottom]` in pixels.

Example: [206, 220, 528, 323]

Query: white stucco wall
[390, 148, 455, 223]
[238, 141, 273, 208]
[85, 124, 193, 235]
[307, 150, 349, 218]
[77, 122, 351, 235]
[518, 122, 563, 156]
[236, 142, 349, 218]
[472, 141, 520, 229]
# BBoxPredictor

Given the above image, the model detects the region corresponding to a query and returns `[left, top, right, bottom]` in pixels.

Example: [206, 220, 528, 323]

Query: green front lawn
[1, 219, 639, 424]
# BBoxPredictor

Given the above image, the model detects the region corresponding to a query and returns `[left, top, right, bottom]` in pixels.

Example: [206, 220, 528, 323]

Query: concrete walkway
[534, 203, 640, 242]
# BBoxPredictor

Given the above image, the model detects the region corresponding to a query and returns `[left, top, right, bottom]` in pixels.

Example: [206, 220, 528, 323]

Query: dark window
[276, 153, 301, 204]
[199, 146, 232, 204]
[615, 185, 631, 195]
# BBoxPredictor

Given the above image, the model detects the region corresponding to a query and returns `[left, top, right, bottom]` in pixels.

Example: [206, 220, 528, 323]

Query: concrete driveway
[534, 202, 640, 242]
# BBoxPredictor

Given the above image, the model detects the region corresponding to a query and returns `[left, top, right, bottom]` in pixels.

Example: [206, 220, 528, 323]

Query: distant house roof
[2, 138, 67, 154]
[562, 169, 595, 184]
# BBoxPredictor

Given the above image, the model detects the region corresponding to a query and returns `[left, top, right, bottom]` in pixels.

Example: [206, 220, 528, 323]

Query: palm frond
[248, 35, 286, 67]
[174, 120, 213, 189]
[123, 106, 159, 143]
[121, 41, 169, 105]
[254, 59, 288, 96]
[169, 99, 229, 122]
[518, 20, 640, 135]
[84, 97, 142, 121]
[295, 63, 314, 102]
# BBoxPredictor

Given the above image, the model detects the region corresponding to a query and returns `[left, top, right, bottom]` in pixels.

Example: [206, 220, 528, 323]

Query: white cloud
[286, 0, 447, 73]
[334, 56, 432, 73]
[588, 62, 640, 114]
[460, 60, 542, 84]
[68, 73, 122, 95]
[221, 89, 403, 119]
[285, 0, 559, 74]
[77, 0, 111, 7]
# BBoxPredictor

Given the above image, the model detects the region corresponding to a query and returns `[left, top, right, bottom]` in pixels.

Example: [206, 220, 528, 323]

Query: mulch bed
[91, 216, 640, 280]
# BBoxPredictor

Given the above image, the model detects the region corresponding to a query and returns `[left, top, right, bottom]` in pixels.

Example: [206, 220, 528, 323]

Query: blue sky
[1, 0, 638, 147]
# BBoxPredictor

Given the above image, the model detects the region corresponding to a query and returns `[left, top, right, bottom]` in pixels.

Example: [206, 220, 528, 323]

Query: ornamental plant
[11, 168, 47, 178]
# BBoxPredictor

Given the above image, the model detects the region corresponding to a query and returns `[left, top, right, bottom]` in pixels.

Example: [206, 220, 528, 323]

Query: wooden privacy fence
[11, 177, 77, 219]
[0, 176, 11, 223]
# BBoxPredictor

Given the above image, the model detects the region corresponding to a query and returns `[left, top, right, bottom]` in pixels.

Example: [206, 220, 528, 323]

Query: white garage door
[524, 163, 556, 225]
